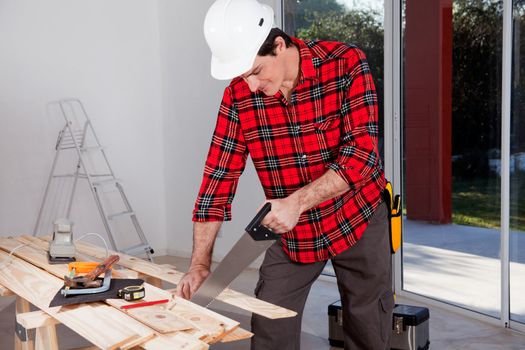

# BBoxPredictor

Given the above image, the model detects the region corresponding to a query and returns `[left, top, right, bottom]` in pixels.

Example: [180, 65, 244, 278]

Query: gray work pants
[251, 202, 394, 350]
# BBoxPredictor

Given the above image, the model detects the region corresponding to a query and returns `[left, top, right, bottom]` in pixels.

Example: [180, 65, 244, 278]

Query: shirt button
[295, 125, 301, 132]
[302, 154, 307, 160]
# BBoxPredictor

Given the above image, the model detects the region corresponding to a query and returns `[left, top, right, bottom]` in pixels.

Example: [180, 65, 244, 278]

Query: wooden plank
[14, 236, 139, 279]
[1, 236, 240, 345]
[0, 283, 14, 296]
[220, 327, 254, 343]
[125, 304, 194, 333]
[35, 324, 58, 350]
[37, 235, 181, 281]
[15, 296, 34, 350]
[15, 310, 209, 350]
[0, 250, 155, 350]
[16, 310, 60, 330]
[108, 283, 239, 343]
[35, 235, 297, 319]
[214, 288, 297, 319]
[143, 333, 208, 350]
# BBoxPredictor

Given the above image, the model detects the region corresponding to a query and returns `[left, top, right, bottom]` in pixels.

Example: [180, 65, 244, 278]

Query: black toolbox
[328, 301, 430, 350]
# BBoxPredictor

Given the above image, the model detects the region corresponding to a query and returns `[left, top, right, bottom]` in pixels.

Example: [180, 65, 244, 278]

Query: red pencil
[120, 299, 169, 310]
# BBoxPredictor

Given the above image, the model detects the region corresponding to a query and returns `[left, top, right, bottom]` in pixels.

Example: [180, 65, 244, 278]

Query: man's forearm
[189, 221, 222, 270]
[290, 169, 350, 213]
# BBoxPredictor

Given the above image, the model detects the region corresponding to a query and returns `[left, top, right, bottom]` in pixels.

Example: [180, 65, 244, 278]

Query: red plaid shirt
[193, 38, 386, 263]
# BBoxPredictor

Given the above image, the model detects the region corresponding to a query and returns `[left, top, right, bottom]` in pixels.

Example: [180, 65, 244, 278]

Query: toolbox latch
[393, 315, 404, 335]
[336, 308, 343, 326]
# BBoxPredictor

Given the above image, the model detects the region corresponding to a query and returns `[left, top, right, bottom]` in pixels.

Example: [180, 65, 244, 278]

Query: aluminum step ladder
[33, 99, 155, 261]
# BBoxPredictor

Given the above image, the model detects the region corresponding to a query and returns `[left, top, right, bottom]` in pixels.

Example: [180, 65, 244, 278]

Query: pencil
[120, 298, 169, 310]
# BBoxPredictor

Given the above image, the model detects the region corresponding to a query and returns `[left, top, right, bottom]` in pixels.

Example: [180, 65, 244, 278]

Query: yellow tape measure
[118, 285, 145, 301]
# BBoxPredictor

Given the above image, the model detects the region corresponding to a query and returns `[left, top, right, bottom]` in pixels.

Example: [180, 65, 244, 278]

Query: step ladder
[33, 99, 155, 261]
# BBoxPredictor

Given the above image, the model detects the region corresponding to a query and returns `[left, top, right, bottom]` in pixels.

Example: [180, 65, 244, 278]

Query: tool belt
[383, 181, 402, 254]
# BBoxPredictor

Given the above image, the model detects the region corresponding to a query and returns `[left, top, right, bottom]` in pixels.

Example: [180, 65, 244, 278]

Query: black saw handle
[245, 203, 279, 241]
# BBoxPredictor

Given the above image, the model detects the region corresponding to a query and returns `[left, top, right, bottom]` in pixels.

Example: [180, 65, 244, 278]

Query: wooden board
[0, 283, 14, 296]
[35, 235, 296, 319]
[143, 333, 209, 350]
[0, 250, 155, 350]
[108, 283, 239, 343]
[15, 235, 139, 279]
[15, 309, 210, 350]
[0, 236, 240, 345]
[220, 326, 254, 343]
[16, 310, 60, 329]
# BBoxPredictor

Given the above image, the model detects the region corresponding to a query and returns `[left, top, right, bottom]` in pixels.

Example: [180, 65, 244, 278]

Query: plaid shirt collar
[293, 37, 318, 84]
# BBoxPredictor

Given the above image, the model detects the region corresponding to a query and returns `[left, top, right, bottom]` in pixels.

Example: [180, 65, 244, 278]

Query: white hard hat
[204, 0, 274, 80]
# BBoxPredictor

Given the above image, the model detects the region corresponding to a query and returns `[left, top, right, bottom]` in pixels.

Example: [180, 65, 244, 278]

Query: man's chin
[261, 88, 278, 96]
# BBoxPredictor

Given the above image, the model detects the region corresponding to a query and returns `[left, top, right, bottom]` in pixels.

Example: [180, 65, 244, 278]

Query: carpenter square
[191, 203, 278, 307]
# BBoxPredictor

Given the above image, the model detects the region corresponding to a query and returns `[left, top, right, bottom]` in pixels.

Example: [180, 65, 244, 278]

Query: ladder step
[92, 178, 121, 187]
[52, 174, 88, 179]
[88, 174, 113, 177]
[107, 211, 134, 220]
[59, 145, 78, 150]
[81, 146, 104, 152]
[120, 243, 155, 256]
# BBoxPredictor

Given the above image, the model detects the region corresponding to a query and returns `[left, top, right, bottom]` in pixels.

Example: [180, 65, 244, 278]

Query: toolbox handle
[245, 203, 279, 241]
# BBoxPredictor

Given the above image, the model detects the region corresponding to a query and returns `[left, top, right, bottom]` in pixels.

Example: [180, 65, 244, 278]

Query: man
[176, 0, 394, 349]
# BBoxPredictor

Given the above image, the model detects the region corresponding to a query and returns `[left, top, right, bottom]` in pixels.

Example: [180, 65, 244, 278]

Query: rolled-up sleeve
[327, 48, 381, 191]
[193, 87, 248, 222]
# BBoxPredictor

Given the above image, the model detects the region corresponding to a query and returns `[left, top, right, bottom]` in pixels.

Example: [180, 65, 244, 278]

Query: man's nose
[245, 77, 259, 92]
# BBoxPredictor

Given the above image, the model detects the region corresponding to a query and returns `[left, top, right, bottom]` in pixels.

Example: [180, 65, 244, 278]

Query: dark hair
[257, 28, 294, 56]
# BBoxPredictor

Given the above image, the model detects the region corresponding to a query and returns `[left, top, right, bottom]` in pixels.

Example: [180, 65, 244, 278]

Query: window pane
[283, 0, 385, 157]
[402, 0, 502, 318]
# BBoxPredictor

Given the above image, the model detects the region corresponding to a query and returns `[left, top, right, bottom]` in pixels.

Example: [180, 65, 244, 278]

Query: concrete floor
[1, 255, 525, 349]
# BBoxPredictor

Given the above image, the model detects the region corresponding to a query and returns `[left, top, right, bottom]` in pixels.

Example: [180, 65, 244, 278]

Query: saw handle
[246, 202, 279, 241]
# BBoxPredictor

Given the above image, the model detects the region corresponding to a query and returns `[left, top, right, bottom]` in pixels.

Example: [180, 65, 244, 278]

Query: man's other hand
[175, 266, 210, 299]
[259, 196, 302, 234]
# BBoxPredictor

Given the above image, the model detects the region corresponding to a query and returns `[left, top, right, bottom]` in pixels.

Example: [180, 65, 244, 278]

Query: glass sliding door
[510, 0, 525, 325]
[401, 0, 503, 317]
[282, 0, 385, 156]
[282, 0, 385, 277]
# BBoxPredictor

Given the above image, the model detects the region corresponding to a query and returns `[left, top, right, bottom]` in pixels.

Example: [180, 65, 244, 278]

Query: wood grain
[1, 236, 241, 345]
[0, 250, 154, 350]
[220, 326, 254, 343]
[35, 235, 296, 319]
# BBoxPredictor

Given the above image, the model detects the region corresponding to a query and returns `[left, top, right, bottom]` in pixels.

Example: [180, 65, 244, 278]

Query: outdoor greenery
[288, 0, 384, 138]
[453, 175, 525, 231]
[285, 0, 524, 231]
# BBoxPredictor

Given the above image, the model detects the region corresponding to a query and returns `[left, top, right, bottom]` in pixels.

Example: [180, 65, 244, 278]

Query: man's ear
[273, 36, 286, 55]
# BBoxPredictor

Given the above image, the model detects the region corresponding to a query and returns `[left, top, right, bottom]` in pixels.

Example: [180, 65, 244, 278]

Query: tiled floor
[0, 255, 524, 349]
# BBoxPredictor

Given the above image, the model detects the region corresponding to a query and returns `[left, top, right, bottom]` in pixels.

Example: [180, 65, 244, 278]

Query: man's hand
[260, 195, 302, 233]
[259, 170, 350, 234]
[175, 265, 210, 300]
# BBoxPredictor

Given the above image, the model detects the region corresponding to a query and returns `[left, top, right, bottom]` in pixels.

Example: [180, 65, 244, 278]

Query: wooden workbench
[0, 235, 296, 350]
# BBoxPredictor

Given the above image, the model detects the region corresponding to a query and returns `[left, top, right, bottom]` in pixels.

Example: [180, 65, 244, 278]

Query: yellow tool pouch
[383, 181, 402, 254]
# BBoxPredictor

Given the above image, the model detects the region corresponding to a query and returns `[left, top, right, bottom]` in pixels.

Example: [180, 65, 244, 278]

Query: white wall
[0, 1, 167, 253]
[159, 0, 270, 263]
[0, 0, 281, 263]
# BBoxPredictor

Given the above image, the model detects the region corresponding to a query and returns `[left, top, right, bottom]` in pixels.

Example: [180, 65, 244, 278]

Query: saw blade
[191, 232, 276, 307]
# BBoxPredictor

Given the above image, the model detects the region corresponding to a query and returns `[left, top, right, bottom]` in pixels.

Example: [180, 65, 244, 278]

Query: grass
[452, 175, 525, 232]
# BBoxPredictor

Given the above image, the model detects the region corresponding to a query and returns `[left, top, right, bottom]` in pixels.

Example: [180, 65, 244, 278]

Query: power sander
[48, 218, 76, 264]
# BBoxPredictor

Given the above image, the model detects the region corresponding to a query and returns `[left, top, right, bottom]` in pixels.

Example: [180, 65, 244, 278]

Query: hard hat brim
[210, 48, 260, 80]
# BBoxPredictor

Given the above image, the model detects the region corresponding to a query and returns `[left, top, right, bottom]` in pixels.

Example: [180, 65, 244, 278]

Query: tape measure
[118, 285, 145, 301]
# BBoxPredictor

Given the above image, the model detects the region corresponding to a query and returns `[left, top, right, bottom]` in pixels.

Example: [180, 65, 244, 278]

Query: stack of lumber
[0, 235, 296, 350]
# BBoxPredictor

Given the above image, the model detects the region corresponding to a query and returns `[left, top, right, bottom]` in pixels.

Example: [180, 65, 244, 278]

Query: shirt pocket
[313, 112, 342, 160]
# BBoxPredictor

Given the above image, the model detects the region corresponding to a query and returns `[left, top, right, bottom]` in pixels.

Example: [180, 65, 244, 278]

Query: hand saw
[191, 202, 277, 307]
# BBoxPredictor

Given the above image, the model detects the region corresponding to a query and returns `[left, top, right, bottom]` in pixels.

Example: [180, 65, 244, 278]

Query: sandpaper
[49, 278, 144, 307]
